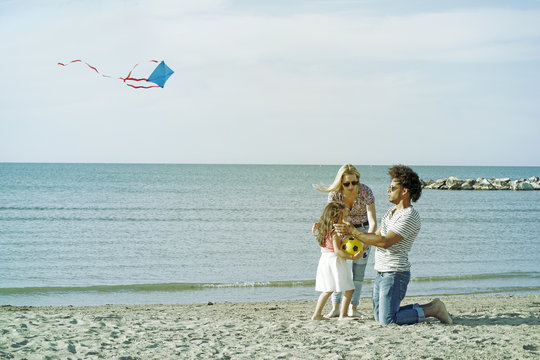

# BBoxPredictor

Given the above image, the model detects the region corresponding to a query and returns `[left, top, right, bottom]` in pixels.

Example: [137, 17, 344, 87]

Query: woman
[313, 164, 377, 318]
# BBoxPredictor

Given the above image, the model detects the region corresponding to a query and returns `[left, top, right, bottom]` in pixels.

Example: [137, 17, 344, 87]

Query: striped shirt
[374, 206, 421, 272]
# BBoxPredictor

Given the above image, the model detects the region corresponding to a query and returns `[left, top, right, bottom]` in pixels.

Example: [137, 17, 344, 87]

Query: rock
[509, 180, 518, 190]
[446, 177, 464, 190]
[473, 178, 495, 190]
[491, 177, 509, 185]
[421, 176, 539, 190]
[461, 179, 475, 190]
[512, 181, 534, 190]
[491, 178, 511, 190]
[429, 178, 447, 189]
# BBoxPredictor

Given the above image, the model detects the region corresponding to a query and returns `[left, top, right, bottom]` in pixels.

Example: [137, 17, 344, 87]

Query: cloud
[150, 8, 540, 65]
[5, 3, 540, 75]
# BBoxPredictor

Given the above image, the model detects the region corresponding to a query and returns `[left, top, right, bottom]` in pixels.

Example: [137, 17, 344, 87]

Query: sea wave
[2, 272, 538, 295]
[0, 281, 315, 295]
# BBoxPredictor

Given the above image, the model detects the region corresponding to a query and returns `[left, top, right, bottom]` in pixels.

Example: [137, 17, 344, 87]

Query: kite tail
[57, 60, 82, 66]
[125, 84, 161, 89]
[121, 63, 145, 82]
[120, 61, 161, 88]
[58, 59, 163, 88]
[57, 60, 118, 79]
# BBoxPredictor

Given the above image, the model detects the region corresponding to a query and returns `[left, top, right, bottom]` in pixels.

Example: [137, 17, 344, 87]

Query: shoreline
[3, 272, 539, 308]
[2, 294, 539, 359]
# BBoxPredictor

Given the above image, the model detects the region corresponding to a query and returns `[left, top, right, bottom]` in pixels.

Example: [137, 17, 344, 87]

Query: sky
[1, 0, 539, 166]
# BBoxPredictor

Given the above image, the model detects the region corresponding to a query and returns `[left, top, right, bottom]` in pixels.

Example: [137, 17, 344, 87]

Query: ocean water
[1, 163, 539, 306]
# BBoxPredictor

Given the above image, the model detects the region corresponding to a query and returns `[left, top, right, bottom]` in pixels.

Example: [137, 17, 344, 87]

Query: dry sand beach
[1, 294, 539, 359]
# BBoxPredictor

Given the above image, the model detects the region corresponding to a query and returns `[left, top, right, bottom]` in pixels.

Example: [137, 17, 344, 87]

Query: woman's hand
[333, 221, 355, 237]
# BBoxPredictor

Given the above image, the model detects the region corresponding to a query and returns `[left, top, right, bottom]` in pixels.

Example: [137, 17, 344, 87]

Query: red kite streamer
[57, 60, 174, 89]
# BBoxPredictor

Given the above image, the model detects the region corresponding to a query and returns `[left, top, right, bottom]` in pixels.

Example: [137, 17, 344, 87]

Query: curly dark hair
[388, 165, 422, 202]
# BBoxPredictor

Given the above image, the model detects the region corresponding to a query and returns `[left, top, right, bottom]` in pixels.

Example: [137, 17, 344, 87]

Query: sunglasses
[388, 185, 400, 192]
[343, 181, 359, 187]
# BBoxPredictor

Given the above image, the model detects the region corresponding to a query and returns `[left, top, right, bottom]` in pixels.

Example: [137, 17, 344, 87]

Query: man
[334, 165, 452, 325]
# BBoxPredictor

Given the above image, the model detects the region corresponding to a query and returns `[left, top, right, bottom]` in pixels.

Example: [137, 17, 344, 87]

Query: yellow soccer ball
[341, 237, 365, 255]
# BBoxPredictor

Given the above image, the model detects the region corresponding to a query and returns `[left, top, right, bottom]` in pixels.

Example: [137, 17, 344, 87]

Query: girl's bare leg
[325, 302, 340, 318]
[312, 292, 332, 320]
[339, 290, 357, 320]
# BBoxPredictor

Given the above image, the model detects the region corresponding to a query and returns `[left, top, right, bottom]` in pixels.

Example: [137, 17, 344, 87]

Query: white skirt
[315, 251, 354, 292]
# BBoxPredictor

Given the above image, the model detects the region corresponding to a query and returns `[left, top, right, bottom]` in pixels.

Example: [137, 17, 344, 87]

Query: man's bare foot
[311, 314, 330, 321]
[430, 298, 453, 324]
[325, 308, 340, 318]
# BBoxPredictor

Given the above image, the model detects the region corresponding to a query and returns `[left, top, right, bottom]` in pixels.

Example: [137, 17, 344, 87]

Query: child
[311, 201, 364, 320]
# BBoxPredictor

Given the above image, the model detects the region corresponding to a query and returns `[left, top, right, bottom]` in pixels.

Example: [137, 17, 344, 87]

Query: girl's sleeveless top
[321, 229, 339, 253]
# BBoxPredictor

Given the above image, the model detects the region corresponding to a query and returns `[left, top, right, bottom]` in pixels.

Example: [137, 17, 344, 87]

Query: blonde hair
[316, 202, 347, 247]
[313, 164, 361, 193]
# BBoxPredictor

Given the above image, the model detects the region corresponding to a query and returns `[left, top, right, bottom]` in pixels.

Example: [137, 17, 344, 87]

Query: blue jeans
[373, 271, 425, 325]
[331, 224, 369, 307]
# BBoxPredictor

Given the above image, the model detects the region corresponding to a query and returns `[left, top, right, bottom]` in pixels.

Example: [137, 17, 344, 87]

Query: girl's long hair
[313, 164, 361, 193]
[316, 201, 346, 247]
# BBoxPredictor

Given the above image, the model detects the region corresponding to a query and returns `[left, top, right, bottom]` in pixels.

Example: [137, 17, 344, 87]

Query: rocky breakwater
[421, 176, 540, 190]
